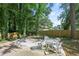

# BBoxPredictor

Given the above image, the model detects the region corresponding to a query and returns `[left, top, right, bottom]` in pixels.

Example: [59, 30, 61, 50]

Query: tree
[58, 3, 70, 30]
[59, 3, 76, 39]
[0, 3, 53, 40]
[70, 3, 76, 39]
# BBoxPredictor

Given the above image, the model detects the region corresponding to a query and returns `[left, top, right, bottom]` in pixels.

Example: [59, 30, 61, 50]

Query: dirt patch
[0, 41, 45, 56]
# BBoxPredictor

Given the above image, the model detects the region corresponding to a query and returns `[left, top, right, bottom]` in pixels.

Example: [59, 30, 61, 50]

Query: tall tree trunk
[18, 3, 23, 34]
[70, 3, 76, 39]
[13, 15, 16, 32]
[36, 4, 40, 35]
[1, 4, 9, 39]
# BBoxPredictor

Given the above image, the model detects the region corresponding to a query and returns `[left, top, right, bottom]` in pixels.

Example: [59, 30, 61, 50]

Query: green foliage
[59, 3, 79, 30]
[58, 3, 70, 30]
[0, 3, 53, 40]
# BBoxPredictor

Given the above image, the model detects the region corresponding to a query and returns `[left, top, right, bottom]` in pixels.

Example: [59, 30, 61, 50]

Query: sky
[48, 3, 63, 27]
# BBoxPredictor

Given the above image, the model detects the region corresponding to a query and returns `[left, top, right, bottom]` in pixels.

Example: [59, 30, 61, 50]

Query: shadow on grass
[62, 39, 79, 56]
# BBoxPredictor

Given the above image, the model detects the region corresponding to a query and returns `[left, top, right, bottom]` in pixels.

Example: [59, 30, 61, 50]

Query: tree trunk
[70, 3, 76, 39]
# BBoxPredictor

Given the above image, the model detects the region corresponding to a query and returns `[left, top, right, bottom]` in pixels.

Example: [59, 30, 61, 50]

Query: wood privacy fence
[38, 30, 79, 38]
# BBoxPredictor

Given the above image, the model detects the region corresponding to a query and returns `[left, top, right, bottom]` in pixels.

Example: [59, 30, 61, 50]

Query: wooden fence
[38, 30, 79, 38]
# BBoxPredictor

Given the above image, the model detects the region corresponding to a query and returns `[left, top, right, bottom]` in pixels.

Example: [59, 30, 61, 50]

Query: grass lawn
[61, 38, 79, 56]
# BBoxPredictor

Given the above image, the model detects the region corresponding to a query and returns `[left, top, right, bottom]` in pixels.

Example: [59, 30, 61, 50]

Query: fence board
[38, 30, 79, 38]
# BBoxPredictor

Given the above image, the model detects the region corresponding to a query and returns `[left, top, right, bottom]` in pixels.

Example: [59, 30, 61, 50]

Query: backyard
[0, 3, 79, 56]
